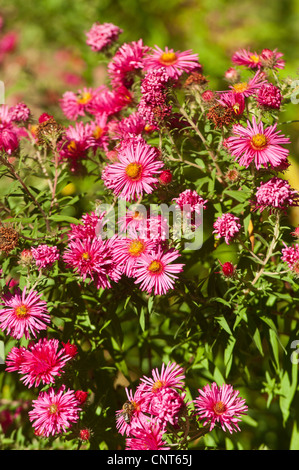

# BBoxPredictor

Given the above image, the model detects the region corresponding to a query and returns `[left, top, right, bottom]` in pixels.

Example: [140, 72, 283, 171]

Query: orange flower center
[152, 380, 166, 393]
[159, 52, 177, 65]
[67, 140, 77, 152]
[82, 252, 90, 260]
[213, 401, 227, 415]
[148, 260, 164, 274]
[93, 126, 103, 139]
[77, 92, 92, 105]
[251, 133, 268, 150]
[15, 305, 29, 318]
[233, 82, 249, 93]
[125, 162, 143, 181]
[128, 239, 145, 257]
[48, 404, 58, 415]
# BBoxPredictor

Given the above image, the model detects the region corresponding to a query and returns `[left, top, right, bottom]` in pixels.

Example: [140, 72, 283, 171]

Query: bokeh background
[1, 0, 299, 450]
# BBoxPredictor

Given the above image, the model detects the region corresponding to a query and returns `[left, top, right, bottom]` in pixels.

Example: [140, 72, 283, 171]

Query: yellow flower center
[148, 260, 164, 274]
[48, 404, 58, 415]
[233, 82, 249, 93]
[15, 305, 29, 318]
[67, 140, 77, 152]
[213, 401, 227, 415]
[125, 163, 143, 181]
[251, 133, 268, 150]
[128, 239, 145, 257]
[82, 252, 90, 260]
[152, 380, 166, 393]
[250, 54, 260, 63]
[159, 52, 177, 65]
[77, 92, 92, 105]
[93, 126, 103, 139]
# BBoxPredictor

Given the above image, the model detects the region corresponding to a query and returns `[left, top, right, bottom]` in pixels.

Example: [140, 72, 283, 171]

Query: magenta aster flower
[174, 189, 207, 227]
[90, 85, 132, 117]
[228, 71, 267, 97]
[0, 287, 50, 340]
[139, 361, 186, 396]
[143, 45, 200, 80]
[134, 247, 184, 295]
[116, 387, 148, 436]
[213, 213, 241, 245]
[149, 387, 186, 427]
[85, 22, 123, 52]
[256, 83, 282, 109]
[138, 68, 172, 126]
[281, 243, 299, 271]
[67, 210, 107, 241]
[125, 421, 170, 450]
[63, 236, 121, 289]
[194, 382, 248, 434]
[60, 87, 97, 120]
[6, 338, 73, 388]
[217, 91, 245, 116]
[232, 48, 262, 69]
[29, 386, 81, 437]
[254, 177, 299, 213]
[58, 121, 98, 164]
[111, 236, 157, 277]
[31, 244, 59, 270]
[260, 48, 285, 69]
[225, 116, 290, 170]
[0, 122, 19, 154]
[9, 102, 31, 122]
[102, 140, 164, 201]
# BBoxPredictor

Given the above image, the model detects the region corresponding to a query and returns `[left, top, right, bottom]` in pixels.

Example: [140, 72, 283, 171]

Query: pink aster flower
[9, 102, 31, 123]
[225, 116, 290, 170]
[260, 48, 285, 69]
[255, 177, 299, 213]
[31, 244, 59, 270]
[111, 236, 158, 277]
[149, 387, 186, 427]
[60, 87, 97, 120]
[213, 213, 241, 245]
[90, 85, 132, 117]
[256, 82, 282, 109]
[194, 382, 248, 434]
[228, 71, 267, 97]
[116, 387, 148, 436]
[29, 386, 81, 437]
[67, 210, 107, 241]
[102, 140, 164, 201]
[174, 189, 207, 227]
[281, 243, 299, 270]
[63, 236, 121, 289]
[108, 39, 150, 88]
[125, 421, 170, 450]
[134, 246, 184, 296]
[217, 91, 245, 116]
[113, 111, 146, 140]
[143, 45, 201, 80]
[138, 68, 172, 126]
[0, 122, 19, 154]
[139, 361, 186, 397]
[0, 287, 50, 340]
[6, 338, 73, 388]
[85, 22, 123, 52]
[57, 121, 97, 166]
[232, 48, 262, 69]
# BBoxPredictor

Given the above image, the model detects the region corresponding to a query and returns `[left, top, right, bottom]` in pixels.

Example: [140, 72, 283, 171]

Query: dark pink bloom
[29, 386, 81, 437]
[125, 421, 170, 450]
[225, 116, 290, 170]
[57, 121, 98, 165]
[232, 48, 262, 69]
[67, 210, 107, 241]
[174, 189, 207, 227]
[256, 83, 282, 109]
[116, 387, 148, 436]
[31, 244, 59, 270]
[90, 85, 132, 117]
[217, 92, 245, 116]
[260, 48, 285, 69]
[0, 287, 50, 340]
[149, 387, 186, 427]
[255, 177, 299, 212]
[213, 213, 241, 245]
[85, 22, 123, 52]
[60, 87, 97, 120]
[6, 338, 73, 388]
[0, 32, 17, 54]
[194, 382, 248, 434]
[9, 102, 30, 122]
[134, 247, 184, 295]
[111, 236, 158, 277]
[139, 361, 185, 396]
[143, 45, 201, 80]
[137, 68, 172, 126]
[228, 71, 267, 97]
[281, 243, 299, 270]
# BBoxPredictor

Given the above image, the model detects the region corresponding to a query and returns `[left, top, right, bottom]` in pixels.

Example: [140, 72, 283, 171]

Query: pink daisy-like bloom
[134, 246, 184, 296]
[194, 382, 248, 434]
[60, 87, 97, 120]
[0, 287, 50, 340]
[63, 236, 121, 289]
[217, 91, 245, 116]
[6, 338, 73, 388]
[85, 22, 123, 52]
[149, 387, 186, 427]
[9, 102, 31, 123]
[116, 387, 149, 436]
[125, 421, 170, 450]
[254, 177, 299, 213]
[143, 45, 200, 80]
[90, 85, 133, 117]
[213, 213, 241, 245]
[108, 39, 150, 88]
[57, 121, 97, 167]
[31, 244, 59, 270]
[174, 189, 208, 227]
[225, 116, 290, 170]
[256, 82, 282, 110]
[228, 71, 267, 97]
[102, 140, 164, 201]
[260, 48, 285, 70]
[111, 236, 158, 277]
[67, 210, 107, 241]
[281, 243, 299, 271]
[113, 111, 147, 140]
[0, 125, 19, 154]
[29, 386, 81, 437]
[231, 48, 262, 69]
[139, 361, 186, 397]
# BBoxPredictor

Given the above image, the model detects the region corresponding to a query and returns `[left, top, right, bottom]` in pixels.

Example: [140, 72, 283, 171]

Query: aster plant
[1, 20, 299, 452]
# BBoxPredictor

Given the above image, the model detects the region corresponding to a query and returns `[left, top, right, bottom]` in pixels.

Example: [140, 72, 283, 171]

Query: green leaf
[215, 316, 232, 335]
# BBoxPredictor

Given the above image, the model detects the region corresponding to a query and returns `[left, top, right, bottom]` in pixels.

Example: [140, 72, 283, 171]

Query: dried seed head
[0, 226, 19, 253]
